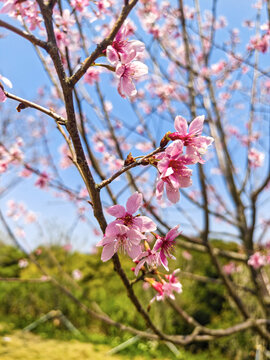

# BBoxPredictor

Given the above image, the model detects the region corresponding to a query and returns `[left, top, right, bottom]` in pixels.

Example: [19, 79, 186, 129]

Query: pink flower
[25, 211, 37, 224]
[59, 143, 72, 169]
[19, 168, 32, 178]
[248, 148, 265, 168]
[72, 269, 82, 280]
[134, 249, 160, 276]
[168, 115, 214, 163]
[18, 259, 28, 268]
[155, 141, 195, 203]
[84, 67, 100, 85]
[70, 0, 89, 12]
[35, 172, 50, 189]
[149, 270, 182, 303]
[248, 252, 266, 269]
[107, 192, 157, 233]
[106, 22, 145, 66]
[0, 0, 18, 14]
[211, 60, 227, 75]
[63, 244, 72, 252]
[248, 34, 269, 53]
[14, 227, 25, 239]
[223, 262, 238, 275]
[162, 270, 183, 300]
[97, 223, 144, 261]
[153, 226, 180, 271]
[135, 142, 153, 152]
[182, 250, 192, 261]
[55, 9, 75, 32]
[116, 60, 148, 98]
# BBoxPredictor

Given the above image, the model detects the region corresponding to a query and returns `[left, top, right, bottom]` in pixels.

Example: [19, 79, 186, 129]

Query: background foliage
[0, 240, 255, 359]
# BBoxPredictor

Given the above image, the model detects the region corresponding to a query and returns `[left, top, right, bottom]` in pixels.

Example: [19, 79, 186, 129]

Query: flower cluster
[106, 22, 148, 98]
[97, 192, 156, 261]
[0, 138, 24, 174]
[147, 270, 182, 304]
[96, 115, 213, 302]
[156, 115, 214, 203]
[248, 148, 265, 168]
[97, 192, 182, 302]
[0, 1, 42, 31]
[248, 252, 270, 270]
[247, 34, 269, 54]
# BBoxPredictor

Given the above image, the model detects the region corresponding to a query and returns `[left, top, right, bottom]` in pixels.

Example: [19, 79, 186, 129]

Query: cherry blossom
[115, 60, 148, 98]
[134, 249, 160, 276]
[168, 115, 214, 163]
[155, 141, 195, 203]
[248, 148, 265, 168]
[72, 269, 83, 280]
[106, 22, 145, 66]
[70, 0, 89, 12]
[182, 250, 192, 261]
[97, 223, 144, 262]
[18, 259, 29, 268]
[148, 270, 182, 303]
[248, 34, 269, 53]
[106, 192, 156, 233]
[35, 172, 50, 189]
[153, 226, 180, 271]
[84, 67, 100, 85]
[223, 262, 238, 275]
[248, 252, 266, 269]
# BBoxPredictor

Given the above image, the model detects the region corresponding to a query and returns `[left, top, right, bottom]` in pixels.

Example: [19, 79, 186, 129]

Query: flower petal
[165, 226, 180, 241]
[127, 228, 145, 243]
[107, 204, 126, 218]
[106, 46, 119, 65]
[129, 61, 148, 79]
[126, 243, 142, 260]
[101, 242, 116, 261]
[105, 221, 122, 237]
[166, 183, 180, 203]
[160, 251, 169, 271]
[134, 258, 146, 276]
[174, 115, 188, 134]
[156, 179, 164, 201]
[118, 76, 137, 98]
[139, 216, 157, 232]
[179, 176, 192, 188]
[189, 115, 204, 136]
[126, 192, 142, 214]
[120, 48, 137, 64]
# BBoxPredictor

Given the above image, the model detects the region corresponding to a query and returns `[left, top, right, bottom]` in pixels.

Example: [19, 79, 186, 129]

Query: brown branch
[96, 147, 162, 190]
[4, 91, 66, 125]
[0, 19, 48, 49]
[168, 300, 270, 338]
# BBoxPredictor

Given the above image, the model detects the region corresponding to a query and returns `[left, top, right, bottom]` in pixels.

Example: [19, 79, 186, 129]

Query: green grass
[0, 325, 229, 360]
[0, 330, 171, 360]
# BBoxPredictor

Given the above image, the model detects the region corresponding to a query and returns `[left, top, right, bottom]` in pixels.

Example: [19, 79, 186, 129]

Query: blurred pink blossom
[248, 252, 266, 269]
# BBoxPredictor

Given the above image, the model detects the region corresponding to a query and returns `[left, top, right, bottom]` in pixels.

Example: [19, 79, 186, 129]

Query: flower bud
[160, 132, 171, 148]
